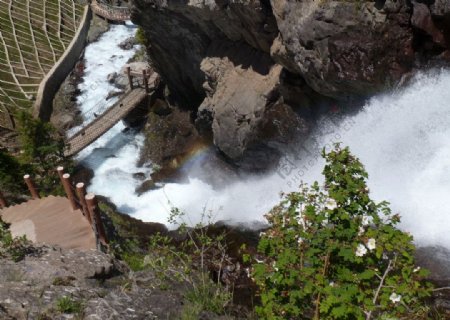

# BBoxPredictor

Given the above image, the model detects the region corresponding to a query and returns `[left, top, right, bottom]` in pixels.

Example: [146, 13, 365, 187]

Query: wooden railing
[0, 167, 108, 248]
[90, 0, 131, 22]
[64, 69, 159, 156]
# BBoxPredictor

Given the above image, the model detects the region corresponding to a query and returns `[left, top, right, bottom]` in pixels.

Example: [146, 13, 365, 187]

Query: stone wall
[33, 5, 92, 121]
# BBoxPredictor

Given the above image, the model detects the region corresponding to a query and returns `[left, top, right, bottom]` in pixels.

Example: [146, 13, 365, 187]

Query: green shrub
[251, 145, 433, 319]
[144, 209, 232, 317]
[0, 217, 31, 262]
[121, 251, 146, 271]
[0, 149, 27, 195]
[55, 296, 83, 314]
[135, 27, 148, 46]
[15, 111, 70, 196]
[16, 111, 64, 165]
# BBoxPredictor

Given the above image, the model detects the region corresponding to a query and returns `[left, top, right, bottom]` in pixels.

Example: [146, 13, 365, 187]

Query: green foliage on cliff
[143, 209, 233, 318]
[0, 112, 71, 199]
[15, 111, 69, 196]
[16, 111, 64, 166]
[0, 149, 27, 195]
[0, 217, 31, 262]
[135, 27, 148, 46]
[55, 296, 84, 315]
[250, 145, 433, 319]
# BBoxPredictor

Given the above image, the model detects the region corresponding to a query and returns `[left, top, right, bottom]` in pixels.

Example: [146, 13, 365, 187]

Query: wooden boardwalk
[65, 88, 147, 156]
[91, 0, 131, 22]
[0, 196, 96, 250]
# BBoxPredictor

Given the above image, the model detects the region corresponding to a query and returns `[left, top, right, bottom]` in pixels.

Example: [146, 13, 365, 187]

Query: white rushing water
[75, 26, 450, 249]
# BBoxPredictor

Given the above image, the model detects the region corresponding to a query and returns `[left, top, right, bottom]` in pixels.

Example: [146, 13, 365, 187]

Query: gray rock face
[132, 0, 278, 108]
[271, 0, 414, 99]
[132, 0, 312, 165]
[430, 0, 450, 16]
[0, 246, 187, 319]
[412, 2, 446, 47]
[131, 0, 449, 166]
[198, 41, 309, 165]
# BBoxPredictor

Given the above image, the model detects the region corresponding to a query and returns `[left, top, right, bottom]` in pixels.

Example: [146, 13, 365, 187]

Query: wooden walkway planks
[0, 196, 96, 250]
[90, 0, 131, 22]
[64, 88, 147, 156]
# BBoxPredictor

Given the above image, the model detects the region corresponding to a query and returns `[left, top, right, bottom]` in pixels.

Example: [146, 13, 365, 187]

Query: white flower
[282, 201, 291, 209]
[366, 238, 376, 251]
[272, 261, 279, 272]
[389, 292, 402, 303]
[361, 215, 372, 226]
[329, 281, 336, 287]
[297, 237, 303, 245]
[297, 202, 305, 213]
[296, 214, 307, 228]
[355, 244, 367, 257]
[413, 266, 421, 273]
[326, 198, 337, 210]
[358, 226, 365, 236]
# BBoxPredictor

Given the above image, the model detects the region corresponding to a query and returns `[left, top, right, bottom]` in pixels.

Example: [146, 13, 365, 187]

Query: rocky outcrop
[197, 41, 309, 168]
[430, 0, 450, 17]
[0, 246, 188, 319]
[412, 2, 446, 46]
[131, 0, 450, 167]
[132, 0, 278, 108]
[271, 0, 415, 99]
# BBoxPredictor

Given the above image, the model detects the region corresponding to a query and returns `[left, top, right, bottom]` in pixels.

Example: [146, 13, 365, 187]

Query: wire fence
[0, 0, 84, 109]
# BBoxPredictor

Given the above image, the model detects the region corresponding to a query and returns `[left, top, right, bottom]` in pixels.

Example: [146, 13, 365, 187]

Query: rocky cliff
[131, 0, 450, 168]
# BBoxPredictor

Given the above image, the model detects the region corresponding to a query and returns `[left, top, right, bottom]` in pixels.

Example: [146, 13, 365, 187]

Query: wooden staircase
[0, 195, 96, 250]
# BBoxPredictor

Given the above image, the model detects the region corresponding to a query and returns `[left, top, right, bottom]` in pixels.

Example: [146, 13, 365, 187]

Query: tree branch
[366, 258, 393, 320]
[432, 287, 450, 292]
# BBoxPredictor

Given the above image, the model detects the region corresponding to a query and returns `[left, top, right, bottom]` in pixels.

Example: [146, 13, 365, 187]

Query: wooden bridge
[64, 69, 159, 157]
[90, 0, 131, 22]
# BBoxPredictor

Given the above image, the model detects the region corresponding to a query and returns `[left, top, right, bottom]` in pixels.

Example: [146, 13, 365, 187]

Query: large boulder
[197, 40, 309, 167]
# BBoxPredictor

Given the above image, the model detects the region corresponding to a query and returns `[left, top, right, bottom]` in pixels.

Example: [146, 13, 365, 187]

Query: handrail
[90, 0, 131, 21]
[0, 168, 108, 250]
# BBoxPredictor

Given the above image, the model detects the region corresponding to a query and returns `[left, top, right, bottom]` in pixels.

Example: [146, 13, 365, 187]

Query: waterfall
[75, 28, 450, 249]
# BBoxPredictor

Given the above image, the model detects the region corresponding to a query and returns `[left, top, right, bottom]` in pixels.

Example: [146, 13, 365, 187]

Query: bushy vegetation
[0, 148, 27, 195]
[98, 145, 445, 319]
[55, 296, 84, 315]
[249, 145, 433, 319]
[145, 223, 232, 318]
[0, 111, 70, 198]
[135, 27, 148, 46]
[110, 206, 234, 319]
[16, 111, 65, 167]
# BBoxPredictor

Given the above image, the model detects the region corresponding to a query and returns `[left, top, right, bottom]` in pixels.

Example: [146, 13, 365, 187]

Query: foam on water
[69, 24, 137, 138]
[75, 27, 450, 248]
